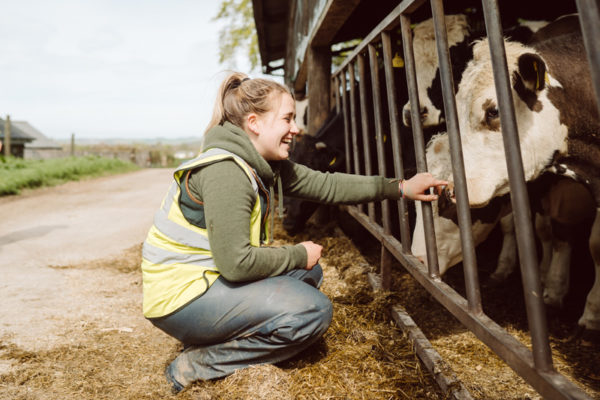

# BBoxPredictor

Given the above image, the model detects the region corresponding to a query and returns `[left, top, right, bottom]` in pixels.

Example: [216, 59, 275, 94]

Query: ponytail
[203, 71, 292, 135]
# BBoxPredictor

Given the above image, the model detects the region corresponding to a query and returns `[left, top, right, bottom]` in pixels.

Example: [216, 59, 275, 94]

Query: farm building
[13, 121, 65, 160]
[0, 117, 35, 158]
[252, 0, 600, 399]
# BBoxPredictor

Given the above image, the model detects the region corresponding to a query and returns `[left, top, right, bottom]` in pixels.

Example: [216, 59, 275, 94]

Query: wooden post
[307, 45, 331, 135]
[70, 133, 75, 156]
[4, 115, 11, 157]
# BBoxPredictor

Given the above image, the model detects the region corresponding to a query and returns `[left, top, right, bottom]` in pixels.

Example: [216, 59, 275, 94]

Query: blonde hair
[204, 72, 293, 134]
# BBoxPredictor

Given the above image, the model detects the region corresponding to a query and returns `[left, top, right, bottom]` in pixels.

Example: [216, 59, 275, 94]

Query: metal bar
[381, 30, 412, 252]
[368, 41, 394, 290]
[334, 0, 427, 74]
[340, 70, 353, 174]
[481, 0, 553, 372]
[334, 75, 341, 115]
[576, 0, 600, 118]
[400, 13, 441, 278]
[430, 0, 482, 314]
[357, 52, 377, 221]
[368, 43, 392, 233]
[348, 62, 365, 213]
[344, 205, 591, 400]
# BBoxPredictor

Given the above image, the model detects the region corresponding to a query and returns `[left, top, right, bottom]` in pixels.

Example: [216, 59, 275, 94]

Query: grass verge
[0, 155, 140, 195]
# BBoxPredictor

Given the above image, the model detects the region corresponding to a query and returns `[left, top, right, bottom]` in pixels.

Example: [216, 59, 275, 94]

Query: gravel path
[0, 169, 173, 356]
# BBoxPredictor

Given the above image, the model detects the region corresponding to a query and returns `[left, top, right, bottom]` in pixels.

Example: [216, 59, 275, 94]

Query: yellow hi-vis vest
[141, 148, 271, 318]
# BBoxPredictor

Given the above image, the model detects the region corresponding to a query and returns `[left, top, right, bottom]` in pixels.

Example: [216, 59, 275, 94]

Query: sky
[0, 0, 268, 142]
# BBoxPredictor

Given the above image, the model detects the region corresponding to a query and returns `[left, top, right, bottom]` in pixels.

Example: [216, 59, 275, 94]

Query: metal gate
[330, 0, 600, 398]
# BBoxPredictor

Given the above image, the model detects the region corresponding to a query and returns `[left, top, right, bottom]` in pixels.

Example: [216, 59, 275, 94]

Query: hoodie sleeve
[189, 160, 308, 283]
[278, 159, 400, 203]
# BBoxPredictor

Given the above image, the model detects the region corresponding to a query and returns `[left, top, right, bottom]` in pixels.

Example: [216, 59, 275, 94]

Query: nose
[290, 119, 300, 135]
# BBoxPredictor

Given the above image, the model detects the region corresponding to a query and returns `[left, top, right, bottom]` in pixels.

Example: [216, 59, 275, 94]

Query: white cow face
[402, 14, 470, 128]
[454, 39, 568, 207]
[411, 133, 502, 274]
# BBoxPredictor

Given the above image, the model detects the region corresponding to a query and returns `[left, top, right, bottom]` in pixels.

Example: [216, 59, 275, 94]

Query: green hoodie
[187, 122, 400, 283]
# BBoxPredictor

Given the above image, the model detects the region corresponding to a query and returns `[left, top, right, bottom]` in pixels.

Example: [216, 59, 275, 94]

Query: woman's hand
[300, 241, 323, 270]
[401, 172, 448, 201]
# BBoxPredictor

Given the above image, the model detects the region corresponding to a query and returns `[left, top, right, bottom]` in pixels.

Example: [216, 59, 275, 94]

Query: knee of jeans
[269, 293, 332, 343]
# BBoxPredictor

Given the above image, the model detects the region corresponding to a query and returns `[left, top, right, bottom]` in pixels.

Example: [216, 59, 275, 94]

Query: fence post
[4, 115, 11, 157]
[71, 133, 75, 156]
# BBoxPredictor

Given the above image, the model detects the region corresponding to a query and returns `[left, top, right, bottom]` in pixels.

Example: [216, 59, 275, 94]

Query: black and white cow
[443, 15, 600, 331]
[402, 14, 547, 129]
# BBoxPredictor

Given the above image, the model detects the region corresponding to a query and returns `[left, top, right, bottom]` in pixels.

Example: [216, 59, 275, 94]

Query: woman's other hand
[300, 241, 323, 270]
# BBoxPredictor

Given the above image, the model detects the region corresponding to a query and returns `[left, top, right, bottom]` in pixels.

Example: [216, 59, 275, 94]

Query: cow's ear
[517, 53, 547, 92]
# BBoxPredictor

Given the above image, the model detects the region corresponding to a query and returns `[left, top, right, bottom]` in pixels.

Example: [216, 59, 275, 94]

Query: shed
[0, 118, 35, 158]
[13, 121, 65, 160]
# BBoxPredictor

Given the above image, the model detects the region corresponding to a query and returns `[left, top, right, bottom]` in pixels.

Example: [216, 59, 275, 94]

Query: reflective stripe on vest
[141, 148, 267, 318]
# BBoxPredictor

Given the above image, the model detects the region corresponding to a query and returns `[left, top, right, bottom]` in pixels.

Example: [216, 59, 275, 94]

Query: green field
[0, 155, 140, 196]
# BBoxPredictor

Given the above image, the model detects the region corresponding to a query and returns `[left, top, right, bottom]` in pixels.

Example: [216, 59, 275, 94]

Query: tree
[213, 0, 260, 71]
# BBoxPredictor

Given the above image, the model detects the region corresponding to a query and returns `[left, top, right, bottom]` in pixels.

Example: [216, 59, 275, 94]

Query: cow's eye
[485, 107, 499, 122]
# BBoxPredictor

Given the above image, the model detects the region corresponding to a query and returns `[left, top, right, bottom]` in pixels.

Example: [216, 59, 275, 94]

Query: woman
[141, 72, 447, 393]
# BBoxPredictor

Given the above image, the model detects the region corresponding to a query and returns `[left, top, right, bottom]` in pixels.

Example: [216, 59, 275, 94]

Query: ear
[246, 113, 260, 135]
[517, 53, 546, 92]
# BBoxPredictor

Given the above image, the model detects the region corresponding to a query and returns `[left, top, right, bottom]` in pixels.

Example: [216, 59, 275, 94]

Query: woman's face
[248, 92, 299, 161]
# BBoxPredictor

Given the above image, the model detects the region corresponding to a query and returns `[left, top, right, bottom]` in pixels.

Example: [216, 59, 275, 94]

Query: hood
[202, 122, 279, 186]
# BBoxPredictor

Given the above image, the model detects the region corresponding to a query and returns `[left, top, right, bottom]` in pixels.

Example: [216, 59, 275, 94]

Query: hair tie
[242, 77, 251, 82]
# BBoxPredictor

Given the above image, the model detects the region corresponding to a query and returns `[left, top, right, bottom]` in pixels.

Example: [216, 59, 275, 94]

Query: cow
[402, 14, 548, 130]
[282, 111, 345, 234]
[442, 15, 600, 331]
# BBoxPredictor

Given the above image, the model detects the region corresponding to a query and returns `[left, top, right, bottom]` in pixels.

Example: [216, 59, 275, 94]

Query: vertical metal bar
[381, 30, 412, 253]
[481, 0, 553, 372]
[348, 62, 365, 214]
[357, 52, 377, 221]
[340, 70, 353, 174]
[400, 13, 440, 278]
[430, 0, 482, 314]
[334, 75, 341, 115]
[369, 41, 394, 290]
[368, 42, 392, 232]
[576, 0, 600, 118]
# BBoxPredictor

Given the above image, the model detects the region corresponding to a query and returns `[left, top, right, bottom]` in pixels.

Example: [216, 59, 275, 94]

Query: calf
[447, 15, 600, 331]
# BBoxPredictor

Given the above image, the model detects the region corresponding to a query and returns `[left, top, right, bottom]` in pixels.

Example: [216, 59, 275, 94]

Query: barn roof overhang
[252, 0, 289, 74]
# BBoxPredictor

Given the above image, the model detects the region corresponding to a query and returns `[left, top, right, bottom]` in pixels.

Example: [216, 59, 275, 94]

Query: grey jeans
[150, 265, 332, 385]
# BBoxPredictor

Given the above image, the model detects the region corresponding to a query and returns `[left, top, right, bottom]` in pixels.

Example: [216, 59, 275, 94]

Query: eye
[485, 107, 499, 124]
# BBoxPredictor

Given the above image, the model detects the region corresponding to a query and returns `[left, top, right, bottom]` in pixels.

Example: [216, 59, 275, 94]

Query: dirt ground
[1, 171, 598, 399]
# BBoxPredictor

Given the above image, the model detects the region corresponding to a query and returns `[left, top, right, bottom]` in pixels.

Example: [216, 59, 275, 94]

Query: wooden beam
[307, 46, 331, 135]
[293, 0, 361, 92]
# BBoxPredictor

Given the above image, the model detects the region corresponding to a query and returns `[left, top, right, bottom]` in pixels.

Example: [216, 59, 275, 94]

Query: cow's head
[402, 14, 471, 129]
[453, 39, 568, 207]
[410, 133, 509, 275]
